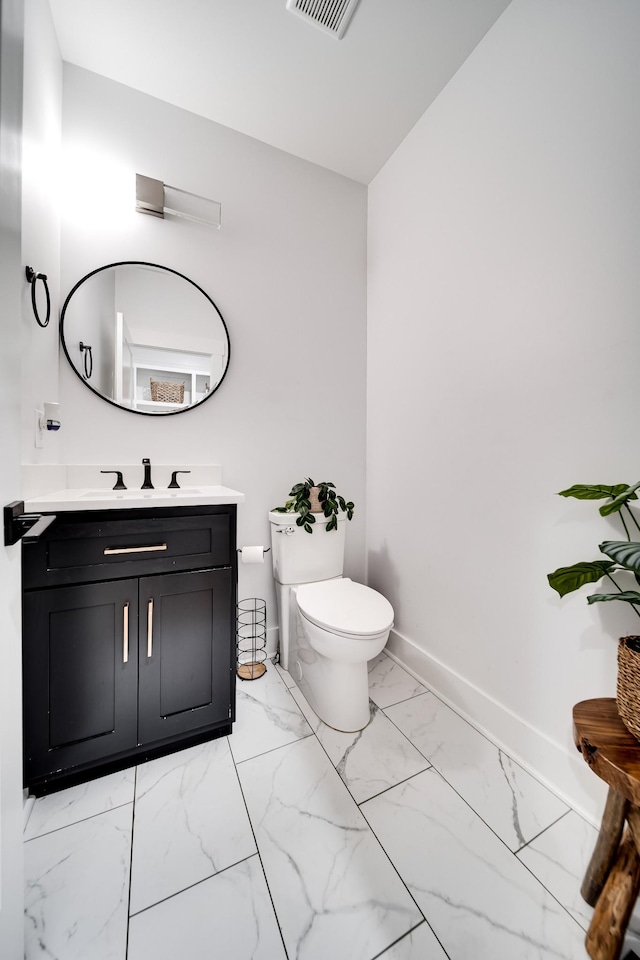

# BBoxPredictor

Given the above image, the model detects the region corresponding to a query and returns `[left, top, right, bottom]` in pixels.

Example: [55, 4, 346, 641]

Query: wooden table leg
[582, 787, 629, 906]
[585, 826, 640, 960]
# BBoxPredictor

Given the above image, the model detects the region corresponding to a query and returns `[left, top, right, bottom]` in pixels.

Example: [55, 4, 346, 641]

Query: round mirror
[60, 261, 230, 415]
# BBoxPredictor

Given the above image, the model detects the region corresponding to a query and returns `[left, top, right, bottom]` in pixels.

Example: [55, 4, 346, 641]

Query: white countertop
[25, 485, 245, 512]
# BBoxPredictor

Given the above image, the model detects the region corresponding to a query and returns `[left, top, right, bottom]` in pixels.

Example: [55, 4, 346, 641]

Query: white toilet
[269, 510, 394, 732]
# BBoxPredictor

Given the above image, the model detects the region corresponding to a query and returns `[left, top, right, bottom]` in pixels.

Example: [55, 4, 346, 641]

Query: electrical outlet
[34, 409, 43, 448]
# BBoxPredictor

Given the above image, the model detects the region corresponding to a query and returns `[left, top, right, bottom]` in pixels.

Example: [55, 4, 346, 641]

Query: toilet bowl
[293, 578, 393, 731]
[296, 578, 392, 662]
[269, 510, 394, 732]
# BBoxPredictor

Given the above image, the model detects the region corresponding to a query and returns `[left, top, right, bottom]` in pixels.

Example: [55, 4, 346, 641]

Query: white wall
[367, 0, 640, 818]
[0, 1, 25, 952]
[21, 0, 61, 463]
[60, 65, 368, 633]
[0, 1, 60, 953]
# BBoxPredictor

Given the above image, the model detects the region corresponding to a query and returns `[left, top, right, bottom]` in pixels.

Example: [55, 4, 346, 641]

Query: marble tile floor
[22, 651, 635, 960]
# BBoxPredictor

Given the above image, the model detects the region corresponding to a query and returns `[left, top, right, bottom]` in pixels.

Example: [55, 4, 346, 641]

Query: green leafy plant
[272, 477, 354, 534]
[548, 482, 640, 627]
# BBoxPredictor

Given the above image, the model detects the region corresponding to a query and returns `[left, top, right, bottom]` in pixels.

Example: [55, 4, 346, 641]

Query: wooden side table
[574, 698, 640, 960]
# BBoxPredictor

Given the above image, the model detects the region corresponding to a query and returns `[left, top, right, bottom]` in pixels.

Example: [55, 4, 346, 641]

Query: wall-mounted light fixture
[136, 174, 221, 229]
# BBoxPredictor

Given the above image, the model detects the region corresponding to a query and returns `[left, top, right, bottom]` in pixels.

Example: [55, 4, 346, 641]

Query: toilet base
[296, 654, 371, 732]
[274, 579, 388, 733]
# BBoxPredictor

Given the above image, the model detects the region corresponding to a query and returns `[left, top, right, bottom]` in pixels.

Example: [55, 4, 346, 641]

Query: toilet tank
[268, 511, 346, 584]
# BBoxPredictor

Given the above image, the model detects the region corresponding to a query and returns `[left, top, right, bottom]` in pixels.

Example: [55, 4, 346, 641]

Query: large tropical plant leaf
[599, 481, 640, 516]
[600, 541, 640, 571]
[587, 591, 640, 606]
[547, 561, 616, 597]
[558, 484, 631, 501]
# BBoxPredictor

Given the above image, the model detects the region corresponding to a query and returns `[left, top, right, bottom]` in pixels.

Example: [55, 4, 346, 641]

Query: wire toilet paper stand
[236, 598, 267, 680]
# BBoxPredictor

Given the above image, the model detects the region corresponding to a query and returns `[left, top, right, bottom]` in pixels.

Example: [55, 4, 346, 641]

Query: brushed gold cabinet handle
[104, 543, 167, 555]
[123, 602, 129, 663]
[147, 599, 153, 658]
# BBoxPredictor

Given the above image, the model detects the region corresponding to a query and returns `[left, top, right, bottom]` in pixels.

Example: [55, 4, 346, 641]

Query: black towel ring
[25, 266, 51, 328]
[79, 341, 93, 380]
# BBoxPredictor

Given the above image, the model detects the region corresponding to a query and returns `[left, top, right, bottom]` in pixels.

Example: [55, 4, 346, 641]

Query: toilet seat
[296, 578, 394, 638]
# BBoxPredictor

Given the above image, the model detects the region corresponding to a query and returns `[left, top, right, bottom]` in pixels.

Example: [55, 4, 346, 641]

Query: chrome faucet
[141, 458, 154, 490]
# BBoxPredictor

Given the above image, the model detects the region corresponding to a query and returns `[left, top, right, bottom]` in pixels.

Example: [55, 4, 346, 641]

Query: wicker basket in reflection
[150, 379, 185, 403]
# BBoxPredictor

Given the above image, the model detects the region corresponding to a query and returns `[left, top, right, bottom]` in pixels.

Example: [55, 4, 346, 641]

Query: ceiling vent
[285, 0, 361, 40]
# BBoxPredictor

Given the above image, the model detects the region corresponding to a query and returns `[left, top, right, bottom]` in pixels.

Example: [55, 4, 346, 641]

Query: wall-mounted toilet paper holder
[238, 546, 270, 564]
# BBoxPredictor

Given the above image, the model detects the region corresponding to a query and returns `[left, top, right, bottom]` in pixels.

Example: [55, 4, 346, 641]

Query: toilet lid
[296, 578, 394, 637]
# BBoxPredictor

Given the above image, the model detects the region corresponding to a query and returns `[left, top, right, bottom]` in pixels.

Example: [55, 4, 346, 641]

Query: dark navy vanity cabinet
[22, 505, 237, 795]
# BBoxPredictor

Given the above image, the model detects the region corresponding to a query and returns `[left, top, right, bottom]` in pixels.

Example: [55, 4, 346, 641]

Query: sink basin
[80, 488, 203, 499]
[24, 485, 245, 512]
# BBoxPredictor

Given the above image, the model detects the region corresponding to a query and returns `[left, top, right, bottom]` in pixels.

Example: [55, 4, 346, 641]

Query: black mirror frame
[60, 260, 230, 416]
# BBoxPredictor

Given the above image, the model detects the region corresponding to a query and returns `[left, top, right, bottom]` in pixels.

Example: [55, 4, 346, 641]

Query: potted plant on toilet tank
[272, 477, 354, 533]
[548, 480, 640, 740]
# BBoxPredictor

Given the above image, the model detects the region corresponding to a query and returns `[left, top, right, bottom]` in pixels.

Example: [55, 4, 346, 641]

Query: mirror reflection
[60, 262, 230, 415]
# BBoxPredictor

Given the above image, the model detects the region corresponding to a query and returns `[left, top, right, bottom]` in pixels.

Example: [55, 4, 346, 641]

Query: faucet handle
[141, 457, 154, 490]
[168, 470, 191, 490]
[101, 470, 127, 490]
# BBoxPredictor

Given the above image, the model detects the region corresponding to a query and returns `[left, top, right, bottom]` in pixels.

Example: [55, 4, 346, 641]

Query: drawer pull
[103, 543, 168, 556]
[123, 603, 129, 663]
[147, 599, 153, 658]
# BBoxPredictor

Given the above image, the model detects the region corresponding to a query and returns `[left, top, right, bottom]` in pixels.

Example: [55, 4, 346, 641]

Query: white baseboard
[385, 629, 607, 826]
[23, 793, 35, 831]
[266, 626, 279, 659]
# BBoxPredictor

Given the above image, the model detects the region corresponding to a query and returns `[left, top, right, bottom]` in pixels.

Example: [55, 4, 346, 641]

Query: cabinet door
[23, 580, 138, 784]
[137, 568, 234, 744]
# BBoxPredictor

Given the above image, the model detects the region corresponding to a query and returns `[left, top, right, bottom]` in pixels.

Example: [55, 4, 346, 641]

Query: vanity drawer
[23, 512, 233, 588]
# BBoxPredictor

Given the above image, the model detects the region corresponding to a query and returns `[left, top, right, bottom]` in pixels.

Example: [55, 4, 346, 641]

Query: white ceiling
[48, 0, 511, 184]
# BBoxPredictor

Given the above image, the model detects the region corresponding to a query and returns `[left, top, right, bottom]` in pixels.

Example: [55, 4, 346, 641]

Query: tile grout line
[421, 760, 553, 861]
[371, 711, 592, 935]
[389, 662, 573, 811]
[124, 765, 138, 959]
[230, 665, 315, 767]
[286, 666, 435, 804]
[232, 729, 316, 767]
[392, 764, 589, 941]
[23, 795, 135, 844]
[280, 681, 438, 959]
[369, 921, 450, 960]
[368, 667, 591, 942]
[357, 796, 450, 960]
[234, 699, 430, 960]
[126, 849, 266, 920]
[228, 734, 291, 960]
[514, 807, 573, 855]
[24, 650, 594, 959]
[366, 653, 429, 710]
[299, 694, 434, 807]
[514, 843, 592, 935]
[368, 689, 431, 713]
[235, 670, 432, 959]
[355, 762, 433, 807]
[380, 699, 571, 859]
